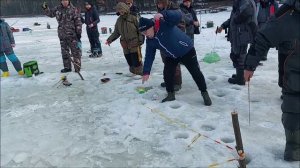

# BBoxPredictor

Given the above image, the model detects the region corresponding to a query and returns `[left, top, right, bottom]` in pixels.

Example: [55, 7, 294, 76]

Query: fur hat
[139, 17, 155, 32]
[116, 2, 130, 13]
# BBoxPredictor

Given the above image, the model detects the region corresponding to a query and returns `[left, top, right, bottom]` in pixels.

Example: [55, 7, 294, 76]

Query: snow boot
[89, 51, 98, 58]
[61, 68, 71, 73]
[228, 69, 245, 85]
[201, 91, 212, 106]
[133, 66, 143, 76]
[162, 92, 175, 103]
[1, 71, 10, 77]
[284, 129, 300, 161]
[18, 70, 24, 76]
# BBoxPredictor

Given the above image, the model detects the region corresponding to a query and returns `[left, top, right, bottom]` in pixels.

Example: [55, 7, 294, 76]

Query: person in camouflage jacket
[106, 2, 144, 75]
[42, 0, 82, 73]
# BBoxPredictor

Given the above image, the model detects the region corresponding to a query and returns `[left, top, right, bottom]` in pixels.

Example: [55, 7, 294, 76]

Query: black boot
[284, 129, 300, 161]
[201, 91, 212, 106]
[161, 82, 166, 87]
[61, 68, 71, 73]
[174, 85, 181, 91]
[228, 69, 245, 85]
[161, 92, 175, 103]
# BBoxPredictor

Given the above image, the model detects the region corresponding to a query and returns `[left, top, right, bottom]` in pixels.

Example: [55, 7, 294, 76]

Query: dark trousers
[60, 37, 81, 71]
[164, 48, 207, 93]
[278, 52, 288, 88]
[230, 45, 247, 70]
[87, 28, 102, 54]
[125, 52, 142, 67]
[161, 51, 182, 86]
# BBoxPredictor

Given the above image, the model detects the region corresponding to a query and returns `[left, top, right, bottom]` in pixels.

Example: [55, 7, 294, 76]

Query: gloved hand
[42, 2, 48, 10]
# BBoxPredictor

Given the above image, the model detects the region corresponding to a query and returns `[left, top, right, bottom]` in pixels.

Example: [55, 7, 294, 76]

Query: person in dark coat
[244, 1, 300, 161]
[126, 0, 140, 17]
[139, 11, 212, 106]
[0, 18, 23, 77]
[179, 0, 200, 40]
[84, 1, 102, 57]
[216, 0, 257, 85]
[256, 0, 279, 61]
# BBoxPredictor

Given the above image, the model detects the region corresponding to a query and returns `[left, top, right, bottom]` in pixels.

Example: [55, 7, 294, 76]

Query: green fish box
[23, 61, 40, 77]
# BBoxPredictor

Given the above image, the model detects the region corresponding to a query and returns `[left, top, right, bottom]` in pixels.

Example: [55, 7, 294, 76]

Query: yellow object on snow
[1, 71, 10, 77]
[18, 70, 24, 76]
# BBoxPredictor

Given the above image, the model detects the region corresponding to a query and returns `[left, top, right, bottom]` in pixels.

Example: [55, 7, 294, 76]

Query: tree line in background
[0, 0, 229, 17]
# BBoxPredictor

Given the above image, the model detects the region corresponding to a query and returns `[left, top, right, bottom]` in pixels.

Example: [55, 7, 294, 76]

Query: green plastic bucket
[23, 60, 40, 77]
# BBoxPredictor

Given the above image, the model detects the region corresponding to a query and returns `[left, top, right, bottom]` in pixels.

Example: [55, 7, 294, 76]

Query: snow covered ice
[1, 11, 299, 167]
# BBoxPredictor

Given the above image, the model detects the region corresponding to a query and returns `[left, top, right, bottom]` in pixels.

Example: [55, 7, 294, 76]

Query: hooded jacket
[0, 19, 15, 52]
[107, 2, 144, 52]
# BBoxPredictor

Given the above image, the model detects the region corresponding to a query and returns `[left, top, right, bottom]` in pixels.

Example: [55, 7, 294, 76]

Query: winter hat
[85, 1, 93, 5]
[116, 2, 130, 13]
[139, 17, 155, 32]
[156, 0, 169, 6]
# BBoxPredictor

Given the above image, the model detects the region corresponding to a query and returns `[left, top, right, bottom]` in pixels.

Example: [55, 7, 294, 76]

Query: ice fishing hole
[170, 104, 181, 109]
[250, 99, 260, 103]
[208, 76, 217, 81]
[216, 92, 226, 97]
[201, 125, 215, 131]
[231, 86, 242, 90]
[220, 137, 234, 143]
[174, 132, 189, 139]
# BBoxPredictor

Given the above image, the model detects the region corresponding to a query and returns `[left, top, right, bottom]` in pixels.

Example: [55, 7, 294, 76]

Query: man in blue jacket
[139, 11, 211, 105]
[84, 1, 102, 57]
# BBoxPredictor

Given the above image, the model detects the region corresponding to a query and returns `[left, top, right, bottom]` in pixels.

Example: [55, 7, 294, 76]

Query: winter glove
[42, 2, 48, 10]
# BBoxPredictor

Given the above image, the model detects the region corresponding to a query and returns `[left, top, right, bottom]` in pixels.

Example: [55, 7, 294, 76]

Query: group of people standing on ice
[0, 0, 299, 161]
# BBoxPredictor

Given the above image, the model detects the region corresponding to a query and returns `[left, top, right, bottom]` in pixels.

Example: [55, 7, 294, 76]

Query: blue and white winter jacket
[143, 10, 193, 75]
